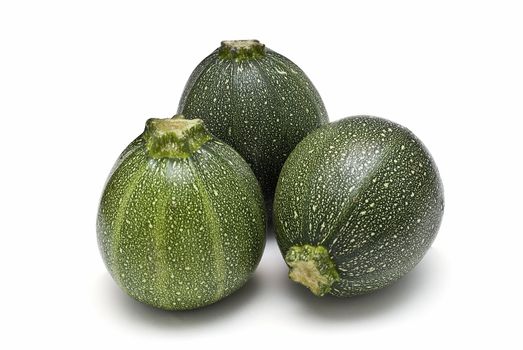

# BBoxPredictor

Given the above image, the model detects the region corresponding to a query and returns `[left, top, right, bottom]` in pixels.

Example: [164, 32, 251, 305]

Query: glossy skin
[274, 116, 444, 296]
[178, 42, 328, 206]
[97, 135, 265, 310]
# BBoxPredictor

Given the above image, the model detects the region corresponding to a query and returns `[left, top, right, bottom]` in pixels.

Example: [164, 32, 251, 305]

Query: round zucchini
[274, 116, 444, 297]
[178, 39, 328, 208]
[97, 116, 265, 310]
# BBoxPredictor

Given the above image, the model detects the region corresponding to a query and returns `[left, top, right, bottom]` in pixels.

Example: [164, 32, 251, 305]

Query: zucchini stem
[285, 244, 340, 296]
[218, 39, 266, 61]
[143, 115, 212, 159]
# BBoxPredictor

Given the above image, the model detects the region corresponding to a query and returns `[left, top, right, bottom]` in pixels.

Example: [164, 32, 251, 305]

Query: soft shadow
[265, 216, 276, 240]
[265, 224, 277, 241]
[285, 248, 444, 321]
[99, 273, 262, 330]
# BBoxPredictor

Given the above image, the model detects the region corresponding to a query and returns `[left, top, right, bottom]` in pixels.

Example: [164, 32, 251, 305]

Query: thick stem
[143, 115, 212, 159]
[285, 244, 340, 296]
[218, 39, 266, 61]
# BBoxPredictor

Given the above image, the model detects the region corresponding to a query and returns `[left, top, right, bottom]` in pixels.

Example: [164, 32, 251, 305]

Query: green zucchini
[97, 116, 265, 310]
[178, 39, 328, 208]
[274, 116, 444, 297]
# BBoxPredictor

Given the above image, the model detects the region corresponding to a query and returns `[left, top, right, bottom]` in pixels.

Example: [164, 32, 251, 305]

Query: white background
[1, 0, 522, 348]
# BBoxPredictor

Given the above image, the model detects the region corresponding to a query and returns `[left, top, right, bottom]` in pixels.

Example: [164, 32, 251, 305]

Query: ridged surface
[274, 116, 444, 296]
[178, 47, 328, 205]
[97, 137, 265, 310]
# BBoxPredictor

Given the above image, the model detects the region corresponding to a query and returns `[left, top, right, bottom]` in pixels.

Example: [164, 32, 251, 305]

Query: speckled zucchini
[97, 116, 265, 310]
[273, 116, 444, 297]
[178, 40, 328, 208]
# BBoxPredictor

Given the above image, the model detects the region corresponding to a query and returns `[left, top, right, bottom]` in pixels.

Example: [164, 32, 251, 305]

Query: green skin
[178, 40, 328, 208]
[274, 116, 444, 297]
[97, 117, 266, 310]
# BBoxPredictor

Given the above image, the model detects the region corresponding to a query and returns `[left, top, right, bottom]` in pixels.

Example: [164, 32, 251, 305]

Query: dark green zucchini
[97, 116, 265, 310]
[178, 40, 328, 208]
[274, 116, 444, 296]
